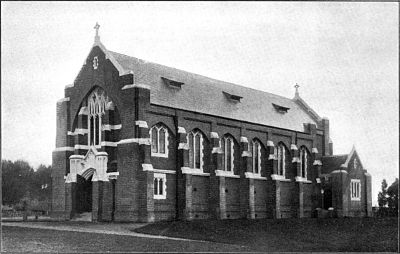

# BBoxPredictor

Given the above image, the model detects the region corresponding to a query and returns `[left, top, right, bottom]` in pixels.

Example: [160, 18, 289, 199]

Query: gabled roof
[79, 39, 322, 132]
[321, 146, 364, 174]
[108, 50, 320, 132]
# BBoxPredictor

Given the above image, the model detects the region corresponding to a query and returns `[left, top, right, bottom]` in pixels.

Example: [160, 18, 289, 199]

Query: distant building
[51, 24, 372, 222]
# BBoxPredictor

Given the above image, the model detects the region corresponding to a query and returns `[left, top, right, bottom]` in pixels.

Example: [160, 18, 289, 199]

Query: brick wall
[303, 183, 313, 217]
[191, 175, 210, 219]
[154, 173, 176, 221]
[254, 179, 268, 218]
[346, 155, 368, 217]
[52, 44, 342, 222]
[223, 177, 240, 219]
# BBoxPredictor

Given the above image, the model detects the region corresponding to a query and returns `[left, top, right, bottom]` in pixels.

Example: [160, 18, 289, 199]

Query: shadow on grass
[133, 217, 398, 252]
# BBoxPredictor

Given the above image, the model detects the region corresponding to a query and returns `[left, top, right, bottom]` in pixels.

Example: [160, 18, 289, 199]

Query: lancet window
[87, 88, 109, 146]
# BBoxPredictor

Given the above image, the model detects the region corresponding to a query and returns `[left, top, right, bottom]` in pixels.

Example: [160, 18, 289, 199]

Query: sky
[1, 2, 398, 205]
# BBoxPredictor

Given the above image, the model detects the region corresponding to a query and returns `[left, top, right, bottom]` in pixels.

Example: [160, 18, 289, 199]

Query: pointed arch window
[221, 136, 235, 172]
[187, 131, 204, 170]
[87, 88, 108, 147]
[300, 147, 308, 179]
[277, 143, 286, 176]
[150, 125, 169, 158]
[252, 140, 262, 175]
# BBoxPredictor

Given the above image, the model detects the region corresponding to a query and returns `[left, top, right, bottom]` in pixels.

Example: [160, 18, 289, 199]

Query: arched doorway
[69, 86, 121, 221]
[76, 174, 93, 213]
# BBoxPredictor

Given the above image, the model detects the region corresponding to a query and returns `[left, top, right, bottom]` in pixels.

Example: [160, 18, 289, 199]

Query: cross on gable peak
[294, 83, 300, 97]
[94, 22, 100, 43]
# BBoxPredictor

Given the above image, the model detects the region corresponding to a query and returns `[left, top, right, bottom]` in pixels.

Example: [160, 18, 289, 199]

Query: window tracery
[87, 88, 109, 146]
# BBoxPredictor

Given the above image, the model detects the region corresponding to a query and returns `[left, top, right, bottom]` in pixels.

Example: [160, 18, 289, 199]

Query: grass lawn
[134, 217, 398, 252]
[2, 226, 249, 252]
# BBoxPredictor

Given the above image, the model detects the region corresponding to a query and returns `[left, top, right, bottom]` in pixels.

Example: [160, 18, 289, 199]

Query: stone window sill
[244, 172, 267, 180]
[215, 170, 240, 178]
[181, 167, 210, 176]
[151, 152, 168, 158]
[295, 176, 312, 184]
[142, 164, 176, 174]
[271, 174, 291, 182]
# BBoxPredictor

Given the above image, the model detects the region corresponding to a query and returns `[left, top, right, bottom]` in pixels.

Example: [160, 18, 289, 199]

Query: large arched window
[150, 124, 169, 157]
[276, 143, 286, 176]
[87, 88, 108, 146]
[251, 140, 261, 175]
[221, 136, 235, 172]
[187, 130, 204, 170]
[299, 146, 308, 179]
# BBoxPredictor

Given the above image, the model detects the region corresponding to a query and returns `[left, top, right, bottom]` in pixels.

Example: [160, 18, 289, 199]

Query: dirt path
[2, 221, 202, 242]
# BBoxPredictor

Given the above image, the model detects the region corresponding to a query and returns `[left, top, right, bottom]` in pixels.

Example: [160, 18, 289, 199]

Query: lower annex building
[51, 25, 372, 222]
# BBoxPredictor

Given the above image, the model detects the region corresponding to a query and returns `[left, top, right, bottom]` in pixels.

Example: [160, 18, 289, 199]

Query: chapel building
[51, 25, 372, 222]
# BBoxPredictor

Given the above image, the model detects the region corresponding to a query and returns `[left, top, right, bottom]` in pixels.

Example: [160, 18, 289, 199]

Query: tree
[32, 164, 52, 201]
[378, 179, 388, 208]
[1, 160, 34, 205]
[2, 160, 52, 210]
[387, 178, 398, 216]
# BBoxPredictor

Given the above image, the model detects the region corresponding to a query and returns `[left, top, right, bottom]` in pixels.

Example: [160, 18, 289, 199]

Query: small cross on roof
[94, 22, 100, 36]
[94, 22, 100, 42]
[294, 83, 300, 96]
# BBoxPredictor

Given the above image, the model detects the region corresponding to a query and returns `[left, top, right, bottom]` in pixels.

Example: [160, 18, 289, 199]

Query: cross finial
[94, 22, 100, 43]
[294, 83, 300, 97]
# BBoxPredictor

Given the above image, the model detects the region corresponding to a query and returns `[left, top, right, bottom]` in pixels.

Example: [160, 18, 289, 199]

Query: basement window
[272, 103, 290, 114]
[161, 77, 184, 89]
[223, 91, 242, 102]
[154, 173, 167, 199]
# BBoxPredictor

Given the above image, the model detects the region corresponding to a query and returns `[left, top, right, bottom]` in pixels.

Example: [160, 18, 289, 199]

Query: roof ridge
[108, 50, 295, 103]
